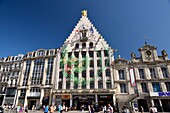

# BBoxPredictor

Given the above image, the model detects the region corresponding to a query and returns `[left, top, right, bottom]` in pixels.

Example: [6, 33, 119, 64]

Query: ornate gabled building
[52, 10, 115, 109]
[15, 49, 57, 109]
[112, 44, 170, 112]
[0, 54, 24, 107]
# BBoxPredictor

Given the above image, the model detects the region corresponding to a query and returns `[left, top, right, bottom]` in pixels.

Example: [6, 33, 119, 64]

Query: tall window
[152, 82, 161, 92]
[97, 60, 101, 67]
[104, 50, 109, 57]
[161, 67, 169, 78]
[58, 81, 62, 89]
[150, 68, 157, 78]
[66, 80, 70, 89]
[89, 42, 93, 48]
[20, 89, 26, 97]
[96, 51, 101, 57]
[139, 69, 145, 79]
[90, 60, 94, 67]
[75, 43, 79, 49]
[89, 51, 93, 57]
[31, 59, 45, 85]
[118, 70, 125, 80]
[90, 70, 94, 77]
[141, 83, 148, 92]
[165, 82, 170, 91]
[98, 81, 103, 89]
[106, 69, 111, 77]
[22, 60, 31, 86]
[120, 83, 127, 93]
[106, 81, 112, 89]
[105, 59, 110, 67]
[90, 81, 94, 89]
[82, 43, 86, 49]
[46, 58, 54, 85]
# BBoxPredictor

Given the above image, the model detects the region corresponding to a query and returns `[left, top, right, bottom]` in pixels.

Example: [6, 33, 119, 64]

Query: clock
[145, 50, 152, 60]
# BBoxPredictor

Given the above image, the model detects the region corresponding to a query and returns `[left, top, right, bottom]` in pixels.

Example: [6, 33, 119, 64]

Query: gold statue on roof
[81, 10, 87, 17]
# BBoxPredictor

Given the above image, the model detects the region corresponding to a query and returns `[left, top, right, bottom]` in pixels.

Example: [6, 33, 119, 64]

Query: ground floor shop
[53, 92, 115, 111]
[150, 92, 170, 112]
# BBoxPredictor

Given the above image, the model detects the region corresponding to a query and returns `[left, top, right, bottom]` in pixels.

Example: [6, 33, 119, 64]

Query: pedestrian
[49, 105, 54, 113]
[107, 103, 114, 113]
[24, 105, 28, 113]
[44, 105, 49, 113]
[149, 106, 154, 113]
[140, 106, 144, 113]
[58, 104, 63, 113]
[90, 105, 94, 113]
[153, 106, 158, 113]
[103, 105, 107, 113]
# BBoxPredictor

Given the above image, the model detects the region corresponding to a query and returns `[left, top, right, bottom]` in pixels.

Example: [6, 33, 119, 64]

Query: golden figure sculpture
[81, 10, 87, 16]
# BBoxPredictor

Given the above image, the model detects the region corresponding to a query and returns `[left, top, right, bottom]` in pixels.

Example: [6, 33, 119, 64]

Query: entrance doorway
[0, 95, 4, 106]
[28, 100, 36, 110]
[137, 99, 149, 112]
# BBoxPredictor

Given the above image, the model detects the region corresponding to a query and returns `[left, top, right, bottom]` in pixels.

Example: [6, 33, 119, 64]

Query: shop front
[72, 95, 95, 110]
[150, 92, 170, 112]
[97, 94, 113, 107]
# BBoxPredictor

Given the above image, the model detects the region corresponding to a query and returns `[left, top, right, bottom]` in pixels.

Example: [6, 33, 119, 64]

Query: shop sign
[62, 95, 70, 99]
[150, 92, 170, 97]
[99, 96, 111, 98]
[158, 92, 170, 96]
[82, 90, 90, 93]
[93, 89, 109, 93]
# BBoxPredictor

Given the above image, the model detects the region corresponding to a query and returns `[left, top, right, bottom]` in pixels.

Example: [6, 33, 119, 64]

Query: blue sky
[0, 0, 170, 59]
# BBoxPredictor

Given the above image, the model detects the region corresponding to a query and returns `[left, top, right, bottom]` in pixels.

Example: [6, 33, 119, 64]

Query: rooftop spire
[81, 10, 87, 17]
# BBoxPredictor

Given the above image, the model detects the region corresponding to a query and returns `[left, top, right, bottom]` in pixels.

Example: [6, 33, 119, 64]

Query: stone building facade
[15, 49, 57, 109]
[0, 54, 24, 107]
[113, 44, 170, 112]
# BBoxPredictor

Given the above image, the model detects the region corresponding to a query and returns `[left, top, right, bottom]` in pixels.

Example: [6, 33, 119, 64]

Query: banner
[129, 68, 136, 87]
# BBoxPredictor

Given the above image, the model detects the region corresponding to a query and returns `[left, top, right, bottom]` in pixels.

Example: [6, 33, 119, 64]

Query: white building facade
[52, 10, 115, 110]
[15, 49, 57, 109]
[0, 54, 24, 107]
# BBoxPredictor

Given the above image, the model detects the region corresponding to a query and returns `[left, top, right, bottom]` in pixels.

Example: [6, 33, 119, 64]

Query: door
[28, 100, 36, 110]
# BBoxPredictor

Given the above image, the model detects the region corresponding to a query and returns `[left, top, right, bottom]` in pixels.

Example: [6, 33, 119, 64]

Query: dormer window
[37, 50, 45, 56]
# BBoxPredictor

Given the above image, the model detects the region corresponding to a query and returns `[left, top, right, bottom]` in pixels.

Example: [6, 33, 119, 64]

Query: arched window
[89, 42, 93, 48]
[75, 43, 79, 49]
[82, 43, 86, 49]
[37, 50, 45, 56]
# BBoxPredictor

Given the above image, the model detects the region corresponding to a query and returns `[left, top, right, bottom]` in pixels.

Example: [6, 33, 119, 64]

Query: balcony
[27, 92, 41, 97]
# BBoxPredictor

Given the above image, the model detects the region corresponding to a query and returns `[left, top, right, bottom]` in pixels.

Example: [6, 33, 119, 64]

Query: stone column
[148, 82, 153, 92]
[86, 49, 90, 89]
[160, 82, 166, 92]
[78, 50, 82, 89]
[42, 58, 48, 85]
[94, 48, 98, 89]
[95, 94, 98, 103]
[15, 89, 21, 106]
[101, 49, 106, 88]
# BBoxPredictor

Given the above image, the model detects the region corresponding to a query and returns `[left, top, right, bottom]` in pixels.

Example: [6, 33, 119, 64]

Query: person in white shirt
[153, 106, 158, 113]
[107, 104, 114, 113]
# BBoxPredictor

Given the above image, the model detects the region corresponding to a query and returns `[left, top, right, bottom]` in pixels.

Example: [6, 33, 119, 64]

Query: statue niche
[80, 29, 88, 42]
